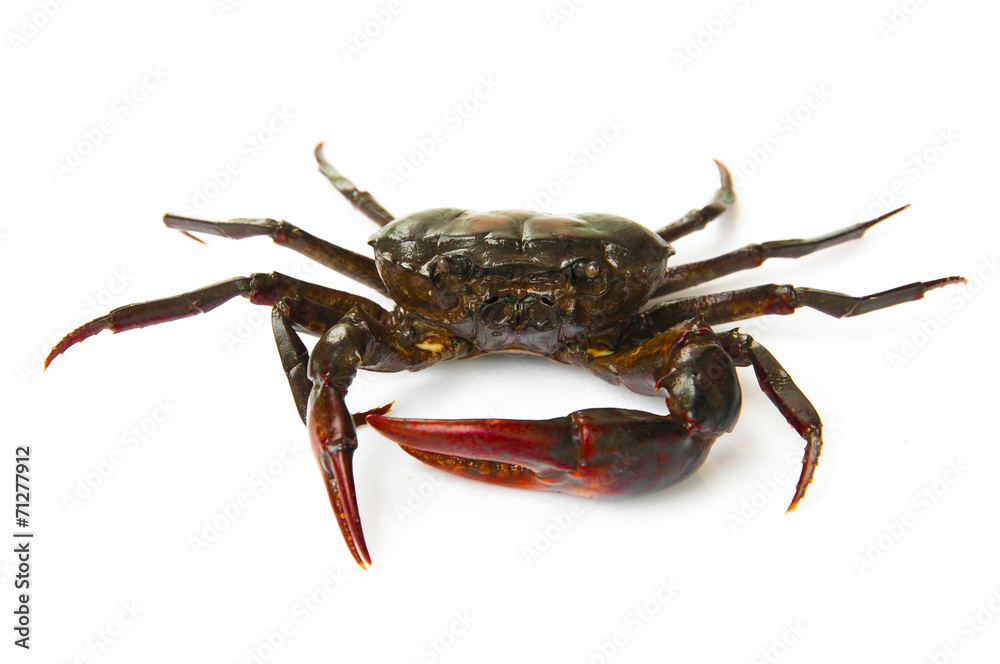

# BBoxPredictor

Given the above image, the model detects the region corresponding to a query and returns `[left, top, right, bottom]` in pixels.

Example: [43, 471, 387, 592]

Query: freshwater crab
[46, 143, 964, 568]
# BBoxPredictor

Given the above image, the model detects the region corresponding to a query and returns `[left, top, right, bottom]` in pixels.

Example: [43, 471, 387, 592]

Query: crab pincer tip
[318, 441, 371, 569]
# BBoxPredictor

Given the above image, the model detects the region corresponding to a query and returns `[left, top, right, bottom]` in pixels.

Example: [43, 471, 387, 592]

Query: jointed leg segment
[270, 307, 391, 426]
[643, 276, 965, 331]
[656, 160, 735, 243]
[654, 205, 911, 297]
[718, 329, 822, 511]
[45, 272, 388, 369]
[164, 214, 388, 296]
[315, 143, 394, 227]
[303, 308, 428, 568]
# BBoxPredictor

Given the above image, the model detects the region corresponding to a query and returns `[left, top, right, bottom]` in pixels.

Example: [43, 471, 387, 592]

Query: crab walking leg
[641, 276, 966, 331]
[270, 308, 392, 427]
[44, 272, 388, 368]
[369, 318, 742, 499]
[718, 329, 822, 511]
[271, 307, 313, 423]
[315, 143, 394, 227]
[163, 214, 388, 296]
[653, 205, 910, 297]
[656, 161, 735, 244]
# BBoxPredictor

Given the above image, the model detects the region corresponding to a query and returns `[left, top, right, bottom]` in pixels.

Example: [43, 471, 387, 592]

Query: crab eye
[576, 261, 601, 279]
[570, 259, 608, 295]
[430, 255, 474, 290]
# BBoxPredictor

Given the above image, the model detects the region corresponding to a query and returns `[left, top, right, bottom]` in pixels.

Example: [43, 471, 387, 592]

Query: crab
[46, 143, 964, 568]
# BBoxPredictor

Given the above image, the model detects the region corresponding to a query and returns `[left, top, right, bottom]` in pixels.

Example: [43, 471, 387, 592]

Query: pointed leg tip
[371, 401, 394, 416]
[785, 480, 810, 513]
[712, 159, 733, 185]
[867, 203, 911, 228]
[180, 230, 207, 245]
[315, 142, 330, 165]
[925, 276, 967, 293]
[44, 321, 102, 370]
[940, 276, 967, 287]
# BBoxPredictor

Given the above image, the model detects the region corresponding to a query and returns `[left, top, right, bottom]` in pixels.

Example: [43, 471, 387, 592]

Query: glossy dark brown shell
[368, 208, 674, 272]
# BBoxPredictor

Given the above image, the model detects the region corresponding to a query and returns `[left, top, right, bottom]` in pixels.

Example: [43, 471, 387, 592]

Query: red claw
[367, 409, 718, 499]
[308, 385, 371, 568]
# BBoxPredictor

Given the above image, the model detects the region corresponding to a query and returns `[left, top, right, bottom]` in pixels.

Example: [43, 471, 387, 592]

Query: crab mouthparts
[479, 294, 559, 331]
[473, 294, 562, 352]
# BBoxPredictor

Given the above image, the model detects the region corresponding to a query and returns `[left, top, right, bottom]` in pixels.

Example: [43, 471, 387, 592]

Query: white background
[4, 1, 999, 662]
